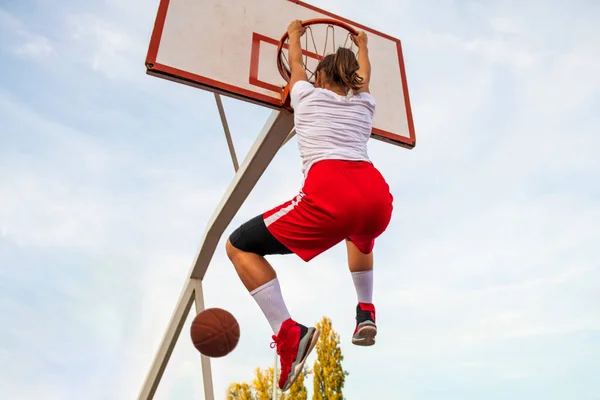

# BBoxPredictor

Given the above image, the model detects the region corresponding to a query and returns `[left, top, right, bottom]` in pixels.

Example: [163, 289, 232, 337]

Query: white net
[279, 22, 357, 83]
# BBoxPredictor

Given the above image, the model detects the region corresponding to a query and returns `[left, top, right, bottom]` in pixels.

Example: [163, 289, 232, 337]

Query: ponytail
[315, 48, 363, 94]
[334, 47, 363, 93]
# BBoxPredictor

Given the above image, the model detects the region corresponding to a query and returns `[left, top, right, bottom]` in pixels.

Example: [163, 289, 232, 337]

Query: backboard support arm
[137, 110, 295, 400]
[188, 110, 294, 280]
[214, 93, 239, 172]
[136, 279, 196, 400]
[282, 127, 296, 147]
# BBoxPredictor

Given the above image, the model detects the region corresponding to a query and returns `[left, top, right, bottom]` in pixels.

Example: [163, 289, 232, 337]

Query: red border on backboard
[249, 33, 323, 93]
[145, 0, 416, 148]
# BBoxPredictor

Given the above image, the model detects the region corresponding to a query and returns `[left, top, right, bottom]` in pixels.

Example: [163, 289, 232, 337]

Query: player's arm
[287, 20, 308, 92]
[353, 31, 371, 93]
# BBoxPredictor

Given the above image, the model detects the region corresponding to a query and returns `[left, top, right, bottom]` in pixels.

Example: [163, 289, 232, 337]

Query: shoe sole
[352, 324, 377, 346]
[282, 328, 320, 392]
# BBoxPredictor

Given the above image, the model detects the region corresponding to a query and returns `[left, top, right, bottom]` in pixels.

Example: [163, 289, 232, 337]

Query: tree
[226, 382, 255, 400]
[227, 365, 310, 399]
[252, 367, 273, 400]
[228, 316, 352, 400]
[286, 369, 309, 400]
[312, 317, 348, 400]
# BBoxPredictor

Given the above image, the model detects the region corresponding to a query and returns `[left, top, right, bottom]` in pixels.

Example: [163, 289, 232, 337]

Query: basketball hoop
[277, 18, 359, 108]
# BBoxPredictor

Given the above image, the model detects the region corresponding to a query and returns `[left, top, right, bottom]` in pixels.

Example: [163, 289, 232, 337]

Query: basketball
[190, 308, 240, 358]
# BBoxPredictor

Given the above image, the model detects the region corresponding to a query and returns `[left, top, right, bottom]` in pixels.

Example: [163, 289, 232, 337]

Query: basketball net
[277, 19, 359, 109]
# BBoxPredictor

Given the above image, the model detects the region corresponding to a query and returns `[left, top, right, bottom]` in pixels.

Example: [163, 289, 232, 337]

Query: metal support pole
[189, 110, 295, 280]
[273, 348, 279, 400]
[192, 278, 214, 400]
[137, 110, 294, 399]
[281, 127, 296, 147]
[137, 280, 195, 400]
[214, 93, 239, 172]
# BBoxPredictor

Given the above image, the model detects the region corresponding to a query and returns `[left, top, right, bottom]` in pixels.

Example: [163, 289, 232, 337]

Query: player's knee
[225, 238, 241, 262]
[227, 222, 247, 261]
[226, 215, 291, 258]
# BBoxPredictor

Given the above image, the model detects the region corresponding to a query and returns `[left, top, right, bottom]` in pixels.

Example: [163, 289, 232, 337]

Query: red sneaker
[271, 318, 320, 391]
[352, 303, 377, 346]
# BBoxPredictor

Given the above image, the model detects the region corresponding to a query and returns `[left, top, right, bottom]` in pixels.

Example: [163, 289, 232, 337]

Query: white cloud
[12, 35, 55, 58]
[65, 13, 144, 81]
[488, 16, 523, 35]
[0, 8, 55, 59]
[419, 29, 537, 70]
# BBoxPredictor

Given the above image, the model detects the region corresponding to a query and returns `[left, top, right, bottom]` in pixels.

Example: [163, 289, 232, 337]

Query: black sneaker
[352, 303, 377, 346]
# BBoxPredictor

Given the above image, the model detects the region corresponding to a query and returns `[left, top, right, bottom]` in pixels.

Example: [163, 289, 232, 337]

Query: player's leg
[346, 238, 377, 346]
[344, 161, 393, 346]
[226, 214, 294, 333]
[226, 213, 319, 391]
[228, 161, 357, 389]
[347, 238, 374, 299]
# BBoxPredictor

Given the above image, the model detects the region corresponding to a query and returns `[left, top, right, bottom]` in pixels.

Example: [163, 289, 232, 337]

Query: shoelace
[270, 335, 294, 359]
[270, 335, 283, 353]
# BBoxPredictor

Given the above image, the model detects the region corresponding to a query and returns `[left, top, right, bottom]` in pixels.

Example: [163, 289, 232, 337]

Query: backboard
[145, 0, 416, 149]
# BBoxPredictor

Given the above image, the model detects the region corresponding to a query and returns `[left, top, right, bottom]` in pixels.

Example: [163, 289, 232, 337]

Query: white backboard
[146, 0, 416, 148]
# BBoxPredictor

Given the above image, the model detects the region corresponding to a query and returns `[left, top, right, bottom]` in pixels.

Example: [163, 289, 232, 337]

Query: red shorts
[263, 160, 393, 262]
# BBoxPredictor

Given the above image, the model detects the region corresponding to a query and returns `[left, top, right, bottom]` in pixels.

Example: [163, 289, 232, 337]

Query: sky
[1, 0, 599, 399]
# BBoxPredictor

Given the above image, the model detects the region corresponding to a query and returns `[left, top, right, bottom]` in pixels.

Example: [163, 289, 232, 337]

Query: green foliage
[312, 317, 348, 400]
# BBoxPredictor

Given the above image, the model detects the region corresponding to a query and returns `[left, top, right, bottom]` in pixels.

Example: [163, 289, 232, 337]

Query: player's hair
[315, 47, 363, 94]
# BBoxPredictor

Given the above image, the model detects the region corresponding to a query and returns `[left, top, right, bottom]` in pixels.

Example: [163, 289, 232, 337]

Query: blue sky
[1, 0, 599, 399]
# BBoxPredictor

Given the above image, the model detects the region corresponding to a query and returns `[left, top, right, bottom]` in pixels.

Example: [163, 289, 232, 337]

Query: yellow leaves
[227, 316, 347, 399]
[226, 382, 255, 400]
[253, 367, 273, 400]
[313, 317, 348, 400]
[287, 369, 308, 400]
[228, 366, 307, 400]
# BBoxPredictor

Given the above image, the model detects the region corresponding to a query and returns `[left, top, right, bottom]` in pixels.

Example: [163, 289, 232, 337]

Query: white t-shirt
[290, 80, 376, 176]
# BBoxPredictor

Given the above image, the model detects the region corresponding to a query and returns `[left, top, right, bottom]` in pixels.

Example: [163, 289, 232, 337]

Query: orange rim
[277, 18, 359, 83]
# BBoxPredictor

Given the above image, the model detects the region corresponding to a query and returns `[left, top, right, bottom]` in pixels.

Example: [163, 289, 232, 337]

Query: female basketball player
[225, 20, 393, 391]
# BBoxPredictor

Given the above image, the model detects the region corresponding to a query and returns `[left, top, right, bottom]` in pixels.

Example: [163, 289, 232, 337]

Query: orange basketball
[190, 308, 240, 358]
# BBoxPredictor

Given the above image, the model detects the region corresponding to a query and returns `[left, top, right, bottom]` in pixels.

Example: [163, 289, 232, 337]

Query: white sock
[250, 278, 291, 334]
[351, 270, 373, 304]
